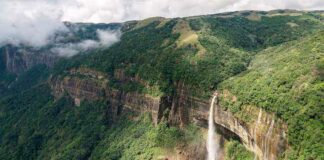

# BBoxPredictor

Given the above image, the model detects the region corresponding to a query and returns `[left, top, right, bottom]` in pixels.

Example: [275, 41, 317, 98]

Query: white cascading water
[207, 94, 219, 160]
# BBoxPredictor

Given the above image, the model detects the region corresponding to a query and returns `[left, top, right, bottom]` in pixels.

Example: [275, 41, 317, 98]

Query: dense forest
[0, 10, 323, 159]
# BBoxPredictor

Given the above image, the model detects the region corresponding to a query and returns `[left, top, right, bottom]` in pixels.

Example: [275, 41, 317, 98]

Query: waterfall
[207, 94, 219, 160]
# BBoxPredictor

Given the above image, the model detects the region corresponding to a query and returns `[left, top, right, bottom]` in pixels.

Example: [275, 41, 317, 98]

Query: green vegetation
[0, 83, 184, 159]
[91, 116, 182, 160]
[53, 11, 323, 98]
[219, 31, 324, 159]
[192, 11, 323, 50]
[0, 49, 16, 96]
[225, 139, 254, 160]
[9, 65, 50, 92]
[0, 70, 15, 96]
[0, 10, 323, 159]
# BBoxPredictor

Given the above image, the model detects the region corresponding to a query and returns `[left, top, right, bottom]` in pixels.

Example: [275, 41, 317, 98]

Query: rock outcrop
[3, 46, 58, 74]
[213, 99, 288, 160]
[50, 68, 166, 125]
[166, 84, 288, 160]
[50, 68, 288, 160]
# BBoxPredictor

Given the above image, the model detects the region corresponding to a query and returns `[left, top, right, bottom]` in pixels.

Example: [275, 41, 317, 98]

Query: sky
[0, 0, 323, 47]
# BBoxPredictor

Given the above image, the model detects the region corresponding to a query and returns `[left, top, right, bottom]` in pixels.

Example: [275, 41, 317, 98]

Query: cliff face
[213, 101, 288, 160]
[50, 68, 288, 160]
[4, 46, 58, 74]
[50, 68, 165, 125]
[167, 85, 288, 160]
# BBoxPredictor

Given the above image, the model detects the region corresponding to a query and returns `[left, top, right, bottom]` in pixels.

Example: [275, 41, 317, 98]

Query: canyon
[1, 10, 322, 159]
[50, 68, 288, 160]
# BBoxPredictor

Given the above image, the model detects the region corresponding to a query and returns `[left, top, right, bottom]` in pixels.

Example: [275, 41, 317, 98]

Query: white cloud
[77, 40, 100, 50]
[59, 0, 324, 23]
[51, 47, 79, 57]
[51, 29, 121, 57]
[97, 29, 121, 46]
[0, 0, 67, 47]
[0, 0, 323, 47]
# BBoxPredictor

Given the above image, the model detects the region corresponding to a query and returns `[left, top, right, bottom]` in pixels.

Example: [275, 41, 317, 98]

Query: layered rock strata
[50, 68, 288, 160]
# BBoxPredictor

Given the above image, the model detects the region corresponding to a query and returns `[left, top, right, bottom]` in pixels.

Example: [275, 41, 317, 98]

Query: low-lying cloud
[97, 29, 121, 46]
[0, 0, 323, 48]
[51, 29, 121, 57]
[0, 1, 66, 47]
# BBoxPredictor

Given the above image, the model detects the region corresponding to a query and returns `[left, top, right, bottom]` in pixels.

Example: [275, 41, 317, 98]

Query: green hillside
[0, 10, 323, 159]
[54, 11, 324, 98]
[219, 31, 324, 159]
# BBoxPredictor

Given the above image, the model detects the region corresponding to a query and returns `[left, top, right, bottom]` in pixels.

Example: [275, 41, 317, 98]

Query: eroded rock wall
[158, 81, 288, 160]
[213, 101, 288, 160]
[4, 46, 58, 74]
[50, 68, 164, 125]
[50, 68, 288, 159]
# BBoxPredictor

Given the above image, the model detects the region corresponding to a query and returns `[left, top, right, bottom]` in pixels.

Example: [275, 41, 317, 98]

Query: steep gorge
[50, 67, 288, 160]
[1, 10, 323, 160]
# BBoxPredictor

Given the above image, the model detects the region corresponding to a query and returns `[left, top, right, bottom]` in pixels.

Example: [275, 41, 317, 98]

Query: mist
[0, 1, 66, 47]
[51, 29, 121, 57]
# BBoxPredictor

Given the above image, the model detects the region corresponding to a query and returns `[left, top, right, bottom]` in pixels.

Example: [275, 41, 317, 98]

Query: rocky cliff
[165, 83, 288, 160]
[213, 97, 288, 160]
[50, 68, 288, 160]
[50, 68, 166, 125]
[3, 46, 58, 74]
[1, 22, 122, 75]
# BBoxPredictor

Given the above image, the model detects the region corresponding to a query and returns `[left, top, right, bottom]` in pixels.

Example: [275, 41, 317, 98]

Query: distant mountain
[0, 22, 121, 73]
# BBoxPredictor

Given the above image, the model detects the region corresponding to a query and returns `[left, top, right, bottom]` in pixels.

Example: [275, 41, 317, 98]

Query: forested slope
[0, 10, 323, 159]
[219, 31, 324, 159]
